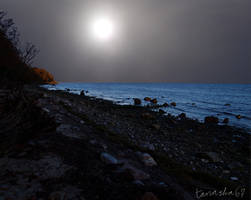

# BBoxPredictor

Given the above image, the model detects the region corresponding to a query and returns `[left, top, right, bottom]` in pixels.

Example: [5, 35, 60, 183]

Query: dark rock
[144, 97, 151, 101]
[170, 102, 176, 106]
[162, 103, 169, 107]
[224, 103, 231, 106]
[100, 153, 119, 165]
[223, 118, 229, 123]
[119, 163, 150, 181]
[178, 113, 186, 119]
[236, 115, 241, 119]
[141, 143, 155, 151]
[152, 124, 161, 130]
[159, 109, 165, 114]
[49, 191, 66, 200]
[150, 98, 158, 104]
[204, 116, 219, 124]
[137, 152, 157, 167]
[80, 90, 85, 96]
[142, 113, 154, 120]
[134, 98, 141, 105]
[196, 152, 221, 162]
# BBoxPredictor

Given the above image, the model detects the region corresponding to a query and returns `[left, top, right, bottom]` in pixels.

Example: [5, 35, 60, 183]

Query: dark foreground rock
[0, 85, 250, 200]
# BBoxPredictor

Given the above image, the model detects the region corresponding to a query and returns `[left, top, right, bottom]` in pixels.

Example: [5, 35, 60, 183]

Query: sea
[43, 83, 251, 133]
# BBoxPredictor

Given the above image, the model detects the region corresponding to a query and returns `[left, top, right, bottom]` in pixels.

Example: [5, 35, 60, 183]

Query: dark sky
[1, 0, 251, 83]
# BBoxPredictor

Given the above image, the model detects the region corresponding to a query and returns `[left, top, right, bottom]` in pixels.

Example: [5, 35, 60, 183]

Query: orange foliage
[32, 67, 57, 85]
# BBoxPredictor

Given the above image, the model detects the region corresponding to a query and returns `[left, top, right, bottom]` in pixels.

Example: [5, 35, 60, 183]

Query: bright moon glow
[91, 18, 114, 41]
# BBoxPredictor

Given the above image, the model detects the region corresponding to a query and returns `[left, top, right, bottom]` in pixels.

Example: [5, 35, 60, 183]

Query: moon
[91, 17, 115, 41]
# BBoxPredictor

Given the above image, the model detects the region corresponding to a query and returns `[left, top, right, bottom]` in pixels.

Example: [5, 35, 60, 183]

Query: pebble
[100, 152, 119, 165]
[230, 177, 239, 181]
[42, 108, 50, 113]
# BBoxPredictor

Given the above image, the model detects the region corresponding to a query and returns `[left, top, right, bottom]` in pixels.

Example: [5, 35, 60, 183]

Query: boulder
[236, 115, 241, 119]
[170, 102, 176, 106]
[100, 153, 119, 165]
[144, 97, 151, 101]
[137, 152, 157, 167]
[178, 113, 186, 119]
[150, 98, 158, 104]
[134, 98, 141, 105]
[80, 90, 85, 96]
[162, 103, 169, 107]
[159, 109, 165, 114]
[204, 116, 219, 124]
[223, 118, 229, 123]
[224, 103, 231, 106]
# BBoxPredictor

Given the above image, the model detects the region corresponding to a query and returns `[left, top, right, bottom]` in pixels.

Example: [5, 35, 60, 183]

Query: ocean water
[44, 83, 251, 132]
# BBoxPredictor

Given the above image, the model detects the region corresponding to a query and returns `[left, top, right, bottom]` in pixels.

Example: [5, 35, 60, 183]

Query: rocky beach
[0, 85, 250, 200]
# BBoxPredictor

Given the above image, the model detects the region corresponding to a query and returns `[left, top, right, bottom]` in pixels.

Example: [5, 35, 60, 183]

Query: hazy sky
[1, 0, 251, 83]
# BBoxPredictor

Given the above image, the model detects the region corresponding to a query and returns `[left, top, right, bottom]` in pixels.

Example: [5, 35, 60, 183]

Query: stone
[228, 162, 243, 170]
[223, 118, 229, 123]
[205, 152, 221, 162]
[178, 113, 186, 119]
[49, 191, 66, 200]
[162, 103, 169, 107]
[152, 124, 160, 130]
[141, 143, 155, 151]
[236, 115, 241, 119]
[141, 192, 159, 200]
[42, 108, 50, 113]
[137, 152, 157, 167]
[133, 180, 144, 186]
[159, 109, 165, 114]
[224, 103, 231, 106]
[120, 163, 150, 180]
[134, 98, 141, 105]
[170, 102, 176, 106]
[150, 98, 158, 104]
[144, 97, 151, 101]
[196, 152, 221, 162]
[142, 113, 154, 120]
[201, 159, 209, 163]
[80, 90, 85, 96]
[204, 116, 219, 124]
[100, 153, 119, 165]
[230, 177, 238, 181]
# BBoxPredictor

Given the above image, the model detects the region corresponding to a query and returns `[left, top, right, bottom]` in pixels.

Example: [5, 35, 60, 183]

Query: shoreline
[43, 83, 251, 133]
[0, 85, 250, 200]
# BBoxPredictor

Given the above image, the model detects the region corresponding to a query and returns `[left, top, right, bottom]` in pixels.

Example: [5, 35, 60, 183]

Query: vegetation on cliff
[0, 11, 56, 85]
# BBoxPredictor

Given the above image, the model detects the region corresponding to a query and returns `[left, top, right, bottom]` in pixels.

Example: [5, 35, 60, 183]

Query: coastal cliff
[0, 27, 56, 85]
